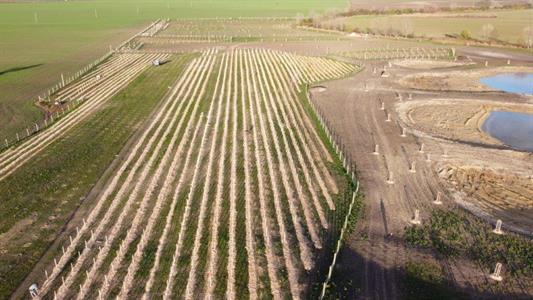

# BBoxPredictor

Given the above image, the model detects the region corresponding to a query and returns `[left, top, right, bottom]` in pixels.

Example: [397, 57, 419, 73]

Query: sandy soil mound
[439, 165, 533, 234]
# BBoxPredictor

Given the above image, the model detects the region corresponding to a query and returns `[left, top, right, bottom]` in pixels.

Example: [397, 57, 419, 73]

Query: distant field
[0, 0, 348, 139]
[347, 0, 528, 9]
[328, 9, 532, 43]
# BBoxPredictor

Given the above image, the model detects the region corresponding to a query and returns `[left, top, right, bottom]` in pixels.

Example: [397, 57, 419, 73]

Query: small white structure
[493, 219, 504, 235]
[380, 70, 390, 78]
[490, 263, 503, 282]
[411, 209, 421, 225]
[433, 191, 443, 205]
[95, 74, 102, 81]
[29, 283, 39, 298]
[386, 171, 394, 184]
[373, 144, 380, 155]
[419, 143, 425, 153]
[409, 161, 416, 173]
[153, 59, 162, 66]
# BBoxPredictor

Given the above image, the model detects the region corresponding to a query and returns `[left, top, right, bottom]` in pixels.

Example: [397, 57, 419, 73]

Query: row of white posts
[175, 16, 294, 21]
[386, 91, 506, 285]
[2, 20, 163, 155]
[308, 97, 363, 300]
[1, 98, 86, 152]
[348, 47, 454, 60]
[322, 89, 503, 300]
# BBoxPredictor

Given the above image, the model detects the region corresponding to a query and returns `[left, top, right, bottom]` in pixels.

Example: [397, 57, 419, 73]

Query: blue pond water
[481, 111, 533, 152]
[479, 73, 533, 95]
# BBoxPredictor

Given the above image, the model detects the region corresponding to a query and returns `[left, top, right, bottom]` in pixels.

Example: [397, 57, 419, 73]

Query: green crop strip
[0, 53, 194, 299]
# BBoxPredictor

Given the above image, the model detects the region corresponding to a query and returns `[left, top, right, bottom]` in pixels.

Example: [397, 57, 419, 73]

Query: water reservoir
[479, 73, 533, 95]
[481, 111, 533, 152]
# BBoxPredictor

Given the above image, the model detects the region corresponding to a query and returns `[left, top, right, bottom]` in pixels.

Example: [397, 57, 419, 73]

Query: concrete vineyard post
[411, 209, 421, 225]
[493, 219, 504, 235]
[433, 191, 442, 205]
[387, 171, 394, 184]
[490, 263, 503, 281]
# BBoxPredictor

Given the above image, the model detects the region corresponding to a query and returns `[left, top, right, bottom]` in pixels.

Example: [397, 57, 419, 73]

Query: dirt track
[310, 48, 533, 298]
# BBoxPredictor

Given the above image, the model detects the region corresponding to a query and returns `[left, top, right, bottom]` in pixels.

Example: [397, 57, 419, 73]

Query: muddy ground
[310, 47, 533, 298]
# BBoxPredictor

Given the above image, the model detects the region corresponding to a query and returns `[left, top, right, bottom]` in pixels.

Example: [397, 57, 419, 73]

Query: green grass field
[328, 9, 532, 44]
[0, 0, 348, 139]
[0, 54, 193, 299]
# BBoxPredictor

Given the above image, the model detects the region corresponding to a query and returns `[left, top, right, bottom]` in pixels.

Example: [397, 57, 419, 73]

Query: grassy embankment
[0, 54, 195, 299]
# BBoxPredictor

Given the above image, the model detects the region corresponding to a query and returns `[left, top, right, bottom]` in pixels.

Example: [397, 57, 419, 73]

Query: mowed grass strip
[0, 54, 193, 299]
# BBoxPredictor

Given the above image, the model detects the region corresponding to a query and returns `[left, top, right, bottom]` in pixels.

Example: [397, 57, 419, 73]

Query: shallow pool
[481, 111, 533, 152]
[480, 73, 533, 95]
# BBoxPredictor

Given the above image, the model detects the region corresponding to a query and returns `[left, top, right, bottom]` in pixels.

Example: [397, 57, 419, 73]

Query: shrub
[460, 30, 472, 40]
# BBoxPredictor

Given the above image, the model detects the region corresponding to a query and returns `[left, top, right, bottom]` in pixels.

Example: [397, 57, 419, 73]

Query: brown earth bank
[398, 66, 533, 92]
[396, 99, 533, 146]
[438, 165, 533, 234]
